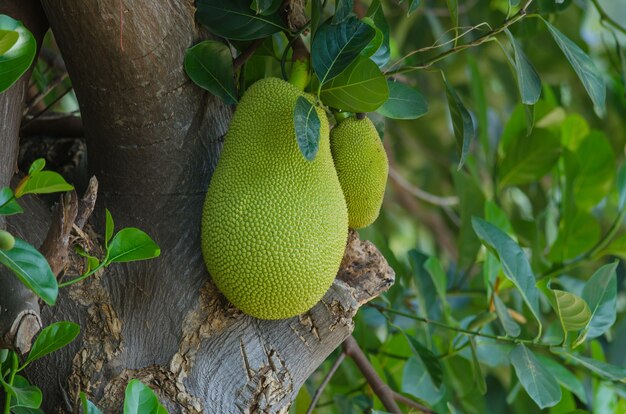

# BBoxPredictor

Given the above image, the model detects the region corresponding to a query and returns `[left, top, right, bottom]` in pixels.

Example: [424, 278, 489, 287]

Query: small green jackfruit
[0, 230, 15, 251]
[201, 78, 348, 320]
[330, 116, 388, 229]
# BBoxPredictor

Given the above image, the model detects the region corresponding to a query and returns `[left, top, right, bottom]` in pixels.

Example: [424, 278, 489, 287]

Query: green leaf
[105, 209, 114, 248]
[471, 218, 542, 336]
[552, 349, 626, 382]
[402, 356, 443, 405]
[0, 238, 57, 305]
[16, 171, 74, 197]
[319, 56, 388, 112]
[333, 0, 354, 24]
[311, 16, 376, 85]
[443, 75, 474, 170]
[446, 0, 458, 30]
[406, 0, 420, 15]
[0, 15, 37, 93]
[195, 0, 285, 41]
[509, 345, 562, 409]
[493, 294, 521, 337]
[423, 256, 450, 318]
[548, 210, 600, 262]
[469, 338, 487, 395]
[184, 40, 237, 105]
[6, 375, 42, 409]
[366, 0, 390, 68]
[80, 392, 103, 414]
[550, 290, 591, 332]
[123, 379, 162, 414]
[22, 321, 80, 368]
[402, 332, 443, 388]
[359, 17, 383, 59]
[542, 19, 606, 115]
[505, 29, 541, 105]
[453, 171, 485, 269]
[0, 187, 22, 216]
[618, 164, 626, 210]
[535, 354, 588, 404]
[293, 96, 321, 161]
[27, 159, 45, 175]
[560, 114, 589, 150]
[11, 407, 44, 414]
[310, 0, 322, 41]
[0, 29, 19, 55]
[581, 262, 617, 339]
[0, 348, 7, 363]
[249, 0, 281, 15]
[107, 228, 160, 264]
[376, 80, 428, 120]
[498, 128, 561, 188]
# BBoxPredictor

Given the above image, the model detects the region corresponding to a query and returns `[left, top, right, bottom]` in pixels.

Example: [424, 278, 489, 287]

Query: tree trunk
[3, 1, 394, 412]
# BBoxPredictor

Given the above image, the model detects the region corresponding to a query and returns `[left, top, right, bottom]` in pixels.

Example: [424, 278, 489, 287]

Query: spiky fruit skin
[330, 117, 389, 229]
[201, 78, 348, 320]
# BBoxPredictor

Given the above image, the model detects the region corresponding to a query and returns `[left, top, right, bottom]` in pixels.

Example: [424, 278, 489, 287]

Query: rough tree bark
[2, 0, 394, 412]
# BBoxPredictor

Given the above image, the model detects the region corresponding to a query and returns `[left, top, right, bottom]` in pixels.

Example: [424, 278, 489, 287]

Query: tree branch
[306, 352, 346, 414]
[589, 0, 626, 35]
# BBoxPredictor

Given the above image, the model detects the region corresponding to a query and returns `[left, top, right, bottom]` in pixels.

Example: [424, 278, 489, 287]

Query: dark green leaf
[0, 238, 57, 305]
[0, 29, 19, 55]
[11, 407, 44, 414]
[402, 357, 443, 405]
[550, 290, 591, 332]
[552, 348, 626, 382]
[333, 0, 354, 24]
[80, 392, 103, 414]
[581, 262, 618, 339]
[107, 228, 160, 264]
[548, 210, 600, 262]
[494, 294, 521, 337]
[472, 218, 542, 335]
[406, 0, 420, 15]
[376, 80, 428, 119]
[402, 332, 443, 388]
[23, 321, 80, 368]
[195, 0, 285, 41]
[535, 354, 588, 404]
[510, 345, 561, 408]
[293, 96, 321, 161]
[498, 128, 560, 188]
[469, 338, 487, 395]
[105, 209, 114, 248]
[250, 0, 281, 15]
[423, 256, 451, 318]
[444, 75, 474, 170]
[446, 0, 458, 29]
[359, 17, 383, 59]
[27, 158, 45, 175]
[467, 55, 488, 156]
[319, 56, 388, 112]
[123, 379, 160, 414]
[184, 41, 237, 105]
[311, 16, 376, 85]
[0, 15, 37, 93]
[505, 29, 541, 105]
[16, 171, 73, 197]
[453, 171, 485, 269]
[0, 187, 22, 216]
[6, 375, 42, 409]
[542, 19, 606, 114]
[366, 0, 390, 68]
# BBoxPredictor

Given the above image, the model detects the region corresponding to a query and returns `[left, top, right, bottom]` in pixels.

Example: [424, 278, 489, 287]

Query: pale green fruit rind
[0, 230, 15, 251]
[330, 116, 389, 229]
[202, 78, 349, 320]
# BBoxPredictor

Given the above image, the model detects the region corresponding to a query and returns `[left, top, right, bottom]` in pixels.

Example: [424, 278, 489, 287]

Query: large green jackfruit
[330, 116, 388, 229]
[201, 78, 348, 320]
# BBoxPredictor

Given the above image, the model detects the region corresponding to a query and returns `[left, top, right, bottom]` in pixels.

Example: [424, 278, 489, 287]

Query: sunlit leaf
[0, 15, 37, 93]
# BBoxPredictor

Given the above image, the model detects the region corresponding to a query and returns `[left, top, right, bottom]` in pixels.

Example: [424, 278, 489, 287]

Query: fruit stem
[288, 59, 310, 91]
[333, 111, 351, 124]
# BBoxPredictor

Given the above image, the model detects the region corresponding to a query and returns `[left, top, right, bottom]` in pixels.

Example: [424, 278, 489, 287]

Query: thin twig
[342, 336, 403, 414]
[389, 168, 459, 207]
[233, 38, 265, 70]
[306, 352, 346, 414]
[590, 0, 626, 35]
[21, 86, 74, 128]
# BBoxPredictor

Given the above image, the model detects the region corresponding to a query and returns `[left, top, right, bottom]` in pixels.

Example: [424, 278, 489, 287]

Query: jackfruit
[0, 230, 15, 251]
[201, 77, 348, 320]
[330, 116, 388, 229]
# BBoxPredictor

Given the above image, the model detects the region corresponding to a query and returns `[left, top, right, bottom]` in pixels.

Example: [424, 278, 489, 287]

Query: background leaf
[312, 17, 376, 85]
[195, 0, 285, 41]
[319, 56, 388, 112]
[444, 75, 475, 170]
[0, 238, 58, 305]
[509, 345, 562, 408]
[0, 15, 37, 93]
[293, 96, 321, 161]
[553, 349, 626, 382]
[494, 294, 521, 337]
[184, 40, 237, 105]
[107, 228, 160, 264]
[505, 29, 541, 105]
[376, 80, 428, 119]
[581, 262, 618, 339]
[543, 19, 606, 114]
